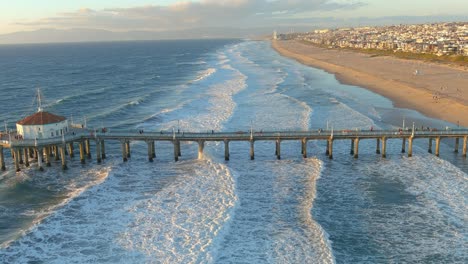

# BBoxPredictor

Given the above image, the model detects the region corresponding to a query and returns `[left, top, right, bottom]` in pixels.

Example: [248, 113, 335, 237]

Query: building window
[51, 132, 54, 137]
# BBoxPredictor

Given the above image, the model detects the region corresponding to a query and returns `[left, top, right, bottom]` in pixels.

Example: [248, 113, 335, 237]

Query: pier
[1, 128, 467, 172]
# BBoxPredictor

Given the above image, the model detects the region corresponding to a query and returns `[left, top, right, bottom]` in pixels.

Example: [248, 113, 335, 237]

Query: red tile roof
[17, 111, 66, 126]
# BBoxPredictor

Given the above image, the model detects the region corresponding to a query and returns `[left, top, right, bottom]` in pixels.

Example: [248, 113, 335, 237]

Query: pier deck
[1, 128, 467, 172]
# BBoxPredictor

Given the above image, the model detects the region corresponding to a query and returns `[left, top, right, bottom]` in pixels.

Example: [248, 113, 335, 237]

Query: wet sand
[272, 40, 468, 127]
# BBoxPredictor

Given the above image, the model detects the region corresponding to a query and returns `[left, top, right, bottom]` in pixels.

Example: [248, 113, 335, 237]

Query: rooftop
[17, 111, 66, 126]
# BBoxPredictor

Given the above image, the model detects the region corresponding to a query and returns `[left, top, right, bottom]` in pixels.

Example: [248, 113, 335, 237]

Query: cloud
[13, 0, 365, 31]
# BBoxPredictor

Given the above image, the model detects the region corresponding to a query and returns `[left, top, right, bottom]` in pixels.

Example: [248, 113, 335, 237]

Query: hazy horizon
[0, 0, 467, 44]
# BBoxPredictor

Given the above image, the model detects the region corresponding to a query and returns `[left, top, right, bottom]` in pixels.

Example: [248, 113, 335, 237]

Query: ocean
[0, 39, 466, 263]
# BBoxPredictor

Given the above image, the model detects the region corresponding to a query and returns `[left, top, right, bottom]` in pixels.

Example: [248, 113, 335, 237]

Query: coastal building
[15, 90, 69, 140]
[16, 111, 69, 140]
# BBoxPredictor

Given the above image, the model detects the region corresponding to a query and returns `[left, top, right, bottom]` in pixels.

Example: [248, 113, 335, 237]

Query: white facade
[16, 120, 69, 140]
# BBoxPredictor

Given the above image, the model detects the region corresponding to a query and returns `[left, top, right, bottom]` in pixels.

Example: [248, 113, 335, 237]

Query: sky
[0, 0, 467, 35]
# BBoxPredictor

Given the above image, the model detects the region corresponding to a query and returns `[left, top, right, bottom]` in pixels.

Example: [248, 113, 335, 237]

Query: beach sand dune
[272, 40, 468, 127]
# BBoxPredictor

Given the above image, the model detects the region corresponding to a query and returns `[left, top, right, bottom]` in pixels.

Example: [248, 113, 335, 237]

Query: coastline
[272, 40, 468, 127]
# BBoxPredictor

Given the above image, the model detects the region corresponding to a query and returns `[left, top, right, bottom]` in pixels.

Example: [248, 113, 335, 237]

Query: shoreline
[272, 40, 468, 127]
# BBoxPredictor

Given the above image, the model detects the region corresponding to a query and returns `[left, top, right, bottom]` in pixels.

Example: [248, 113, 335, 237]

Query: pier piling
[68, 143, 74, 158]
[198, 141, 204, 160]
[302, 138, 308, 158]
[435, 137, 441, 157]
[354, 138, 359, 159]
[24, 148, 29, 167]
[250, 140, 255, 160]
[350, 139, 354, 155]
[150, 141, 155, 158]
[125, 141, 131, 158]
[173, 141, 179, 162]
[454, 138, 459, 153]
[95, 140, 102, 164]
[85, 139, 91, 159]
[54, 146, 60, 161]
[328, 139, 333, 159]
[408, 137, 413, 157]
[401, 138, 406, 153]
[79, 142, 86, 164]
[381, 137, 387, 158]
[463, 136, 467, 158]
[376, 138, 381, 154]
[37, 147, 44, 171]
[224, 140, 230, 161]
[18, 149, 23, 164]
[45, 147, 51, 167]
[0, 146, 5, 171]
[276, 140, 281, 160]
[428, 138, 433, 153]
[60, 145, 67, 170]
[99, 140, 105, 159]
[14, 148, 20, 172]
[121, 141, 128, 162]
[147, 141, 153, 162]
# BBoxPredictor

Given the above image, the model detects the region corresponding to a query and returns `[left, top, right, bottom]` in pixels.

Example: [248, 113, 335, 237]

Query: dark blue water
[0, 40, 466, 263]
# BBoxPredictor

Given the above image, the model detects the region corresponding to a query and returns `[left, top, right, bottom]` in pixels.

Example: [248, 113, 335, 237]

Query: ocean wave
[176, 60, 207, 66]
[189, 68, 217, 83]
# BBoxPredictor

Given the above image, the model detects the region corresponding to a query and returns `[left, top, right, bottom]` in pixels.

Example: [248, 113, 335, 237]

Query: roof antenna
[37, 87, 43, 112]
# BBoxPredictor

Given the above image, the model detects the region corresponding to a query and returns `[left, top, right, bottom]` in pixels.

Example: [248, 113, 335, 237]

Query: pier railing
[1, 128, 467, 172]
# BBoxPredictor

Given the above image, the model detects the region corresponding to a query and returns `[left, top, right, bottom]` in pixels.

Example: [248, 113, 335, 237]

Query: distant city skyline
[0, 0, 467, 43]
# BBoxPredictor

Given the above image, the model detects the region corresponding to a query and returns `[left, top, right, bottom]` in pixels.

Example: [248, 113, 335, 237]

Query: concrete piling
[79, 142, 86, 164]
[95, 140, 102, 164]
[408, 137, 413, 157]
[177, 141, 181, 157]
[350, 139, 354, 155]
[354, 138, 359, 159]
[0, 146, 5, 171]
[37, 147, 44, 171]
[376, 138, 381, 154]
[125, 141, 131, 158]
[18, 149, 23, 164]
[276, 140, 281, 160]
[60, 145, 67, 170]
[45, 147, 51, 167]
[85, 139, 91, 159]
[173, 140, 179, 162]
[463, 136, 467, 158]
[24, 148, 29, 167]
[68, 143, 74, 158]
[147, 141, 153, 162]
[121, 141, 128, 162]
[302, 138, 308, 158]
[150, 141, 155, 158]
[198, 141, 204, 160]
[14, 148, 20, 172]
[250, 140, 255, 160]
[224, 140, 230, 161]
[381, 137, 387, 158]
[401, 138, 406, 153]
[454, 138, 459, 153]
[325, 140, 330, 156]
[428, 138, 433, 153]
[435, 137, 441, 157]
[328, 139, 333, 159]
[101, 140, 106, 159]
[54, 146, 60, 161]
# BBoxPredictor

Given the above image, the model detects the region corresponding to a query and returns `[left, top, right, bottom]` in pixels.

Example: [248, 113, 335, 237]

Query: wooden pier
[1, 128, 467, 172]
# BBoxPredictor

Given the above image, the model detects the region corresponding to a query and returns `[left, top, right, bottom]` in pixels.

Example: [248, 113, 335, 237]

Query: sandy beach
[272, 40, 468, 127]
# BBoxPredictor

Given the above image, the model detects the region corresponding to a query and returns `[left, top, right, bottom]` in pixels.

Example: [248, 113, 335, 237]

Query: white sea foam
[191, 68, 216, 83]
[118, 160, 237, 263]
